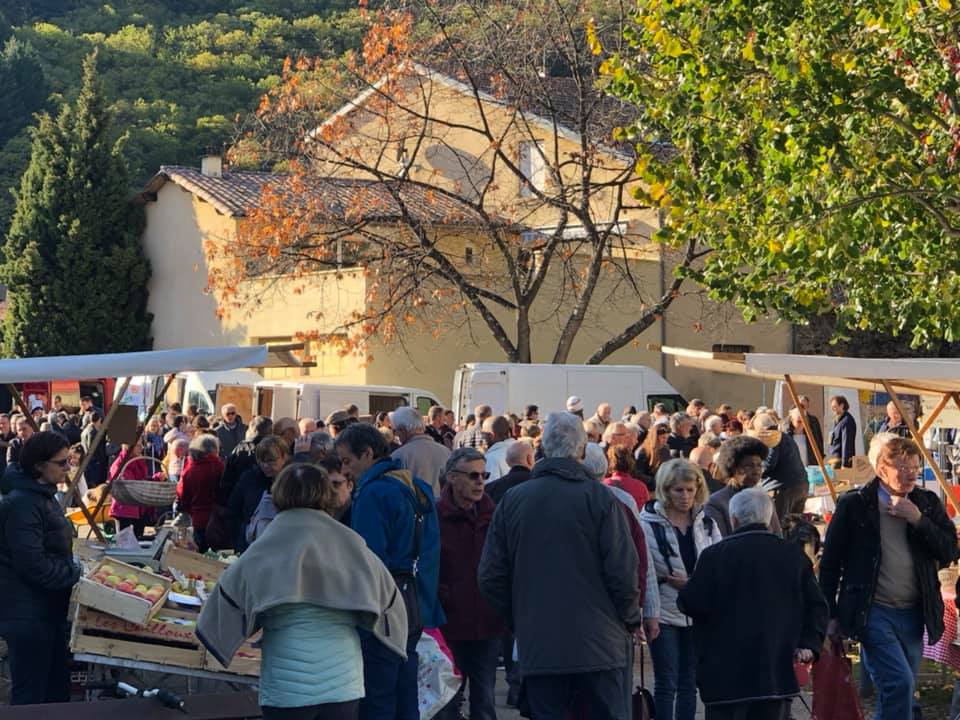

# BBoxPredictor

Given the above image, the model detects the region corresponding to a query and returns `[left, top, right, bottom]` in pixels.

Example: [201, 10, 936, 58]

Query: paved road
[487, 654, 813, 720]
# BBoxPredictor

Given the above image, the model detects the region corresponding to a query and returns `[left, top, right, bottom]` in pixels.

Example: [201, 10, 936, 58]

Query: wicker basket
[110, 456, 177, 507]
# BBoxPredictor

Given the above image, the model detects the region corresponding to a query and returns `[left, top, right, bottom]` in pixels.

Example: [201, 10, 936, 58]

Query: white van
[253, 380, 442, 421]
[452, 363, 687, 421]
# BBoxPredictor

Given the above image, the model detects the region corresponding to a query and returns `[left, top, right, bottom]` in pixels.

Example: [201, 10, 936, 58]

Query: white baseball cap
[566, 395, 583, 413]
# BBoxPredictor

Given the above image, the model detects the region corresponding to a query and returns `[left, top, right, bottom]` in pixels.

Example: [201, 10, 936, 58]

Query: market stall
[652, 345, 960, 515]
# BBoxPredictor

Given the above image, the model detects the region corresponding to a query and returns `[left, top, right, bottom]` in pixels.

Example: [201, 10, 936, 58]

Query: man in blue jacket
[335, 423, 443, 720]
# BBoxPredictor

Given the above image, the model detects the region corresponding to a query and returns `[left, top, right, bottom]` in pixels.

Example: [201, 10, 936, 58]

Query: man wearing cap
[455, 405, 493, 451]
[326, 410, 351, 437]
[566, 396, 584, 419]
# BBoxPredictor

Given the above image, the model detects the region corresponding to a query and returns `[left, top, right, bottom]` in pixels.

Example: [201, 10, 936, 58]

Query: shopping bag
[417, 630, 460, 720]
[812, 640, 864, 720]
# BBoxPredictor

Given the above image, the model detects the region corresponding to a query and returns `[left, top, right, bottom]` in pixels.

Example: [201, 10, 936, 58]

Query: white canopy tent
[0, 345, 289, 541]
[0, 345, 270, 384]
[652, 345, 960, 514]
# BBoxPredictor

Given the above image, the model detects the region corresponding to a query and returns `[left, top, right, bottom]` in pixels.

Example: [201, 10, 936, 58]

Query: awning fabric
[656, 345, 960, 397]
[0, 346, 269, 384]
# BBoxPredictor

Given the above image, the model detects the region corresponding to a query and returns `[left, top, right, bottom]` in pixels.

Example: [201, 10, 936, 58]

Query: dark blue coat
[352, 458, 444, 629]
[827, 411, 857, 468]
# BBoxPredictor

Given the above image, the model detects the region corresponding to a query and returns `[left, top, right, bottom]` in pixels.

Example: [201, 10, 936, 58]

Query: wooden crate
[75, 558, 170, 625]
[70, 605, 206, 669]
[202, 634, 261, 677]
[160, 544, 229, 582]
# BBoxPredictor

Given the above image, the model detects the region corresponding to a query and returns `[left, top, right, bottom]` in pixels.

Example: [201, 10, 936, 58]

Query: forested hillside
[0, 1, 366, 236]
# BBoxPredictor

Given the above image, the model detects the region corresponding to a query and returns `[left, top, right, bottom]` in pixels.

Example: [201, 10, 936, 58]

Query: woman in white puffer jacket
[640, 459, 722, 720]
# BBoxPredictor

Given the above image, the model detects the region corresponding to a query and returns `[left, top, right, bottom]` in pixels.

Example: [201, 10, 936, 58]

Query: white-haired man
[215, 404, 247, 458]
[391, 406, 450, 497]
[679, 489, 828, 720]
[479, 412, 641, 720]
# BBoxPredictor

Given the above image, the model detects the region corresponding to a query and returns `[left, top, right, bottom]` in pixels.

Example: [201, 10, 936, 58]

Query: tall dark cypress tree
[1, 51, 152, 357]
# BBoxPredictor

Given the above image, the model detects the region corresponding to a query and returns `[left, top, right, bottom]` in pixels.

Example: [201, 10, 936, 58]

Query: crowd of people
[0, 388, 956, 720]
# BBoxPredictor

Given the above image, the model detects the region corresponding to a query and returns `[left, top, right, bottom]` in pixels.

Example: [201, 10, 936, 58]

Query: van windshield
[647, 394, 687, 413]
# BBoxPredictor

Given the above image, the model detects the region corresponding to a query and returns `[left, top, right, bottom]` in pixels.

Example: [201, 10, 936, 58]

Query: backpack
[365, 470, 431, 637]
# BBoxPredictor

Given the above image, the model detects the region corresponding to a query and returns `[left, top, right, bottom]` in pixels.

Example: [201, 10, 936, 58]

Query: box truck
[253, 380, 442, 421]
[452, 363, 686, 421]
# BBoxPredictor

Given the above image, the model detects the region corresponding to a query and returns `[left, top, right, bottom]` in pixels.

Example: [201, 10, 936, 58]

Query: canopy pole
[87, 374, 176, 528]
[784, 374, 838, 502]
[918, 393, 952, 438]
[7, 384, 40, 432]
[59, 377, 133, 512]
[59, 377, 134, 542]
[881, 380, 960, 517]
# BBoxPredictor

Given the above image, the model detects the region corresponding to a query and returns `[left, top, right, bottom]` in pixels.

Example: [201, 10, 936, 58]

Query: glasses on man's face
[225, 412, 236, 417]
[453, 469, 490, 482]
[48, 458, 70, 469]
[736, 459, 764, 472]
[887, 461, 921, 478]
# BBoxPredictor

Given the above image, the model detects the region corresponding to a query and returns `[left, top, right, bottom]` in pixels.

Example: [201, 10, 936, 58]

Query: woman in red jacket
[177, 434, 224, 552]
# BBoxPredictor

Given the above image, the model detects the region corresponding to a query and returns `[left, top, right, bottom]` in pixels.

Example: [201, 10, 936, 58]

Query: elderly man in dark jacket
[485, 440, 534, 505]
[679, 488, 827, 720]
[438, 447, 504, 720]
[479, 412, 641, 720]
[820, 435, 957, 720]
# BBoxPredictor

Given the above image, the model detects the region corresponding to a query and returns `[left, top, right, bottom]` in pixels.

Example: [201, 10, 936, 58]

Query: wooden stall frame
[84, 373, 177, 530]
[783, 374, 838, 502]
[882, 382, 960, 517]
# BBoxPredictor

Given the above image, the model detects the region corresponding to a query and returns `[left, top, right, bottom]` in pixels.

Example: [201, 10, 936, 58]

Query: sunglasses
[47, 458, 70, 468]
[225, 412, 236, 417]
[452, 469, 491, 481]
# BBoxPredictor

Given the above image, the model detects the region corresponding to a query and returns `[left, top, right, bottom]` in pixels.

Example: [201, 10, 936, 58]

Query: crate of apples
[77, 559, 171, 626]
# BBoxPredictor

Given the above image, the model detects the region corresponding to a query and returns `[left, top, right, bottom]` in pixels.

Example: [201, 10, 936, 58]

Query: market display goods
[77, 558, 172, 625]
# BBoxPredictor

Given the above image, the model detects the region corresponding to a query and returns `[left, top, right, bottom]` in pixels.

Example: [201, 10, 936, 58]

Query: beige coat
[197, 507, 407, 667]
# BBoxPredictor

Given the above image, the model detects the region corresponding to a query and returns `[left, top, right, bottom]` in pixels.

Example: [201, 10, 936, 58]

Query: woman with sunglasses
[0, 431, 81, 704]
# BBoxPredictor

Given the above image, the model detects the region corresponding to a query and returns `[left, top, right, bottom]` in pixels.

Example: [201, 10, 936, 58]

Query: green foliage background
[0, 0, 367, 238]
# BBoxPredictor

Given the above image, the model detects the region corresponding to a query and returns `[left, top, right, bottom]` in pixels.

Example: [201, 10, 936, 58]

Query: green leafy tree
[1, 51, 152, 356]
[606, 0, 960, 347]
[0, 37, 50, 146]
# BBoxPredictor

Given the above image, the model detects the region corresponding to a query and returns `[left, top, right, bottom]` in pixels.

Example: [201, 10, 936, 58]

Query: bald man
[486, 441, 535, 505]
[690, 445, 723, 493]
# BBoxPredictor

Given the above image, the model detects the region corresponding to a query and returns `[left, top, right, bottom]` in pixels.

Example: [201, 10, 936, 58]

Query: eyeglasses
[47, 458, 70, 468]
[331, 479, 346, 488]
[886, 462, 921, 477]
[225, 412, 236, 417]
[736, 459, 764, 471]
[452, 469, 491, 481]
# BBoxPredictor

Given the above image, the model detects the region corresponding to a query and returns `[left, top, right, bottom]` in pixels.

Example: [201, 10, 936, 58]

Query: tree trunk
[515, 305, 532, 363]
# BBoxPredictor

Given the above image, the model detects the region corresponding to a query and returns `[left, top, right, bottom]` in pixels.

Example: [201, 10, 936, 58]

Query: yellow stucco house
[139, 65, 791, 409]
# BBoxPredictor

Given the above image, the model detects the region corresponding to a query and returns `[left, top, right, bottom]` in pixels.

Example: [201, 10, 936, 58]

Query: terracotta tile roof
[141, 165, 499, 226]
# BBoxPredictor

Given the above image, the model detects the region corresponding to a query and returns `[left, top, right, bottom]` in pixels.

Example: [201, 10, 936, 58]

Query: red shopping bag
[811, 640, 865, 720]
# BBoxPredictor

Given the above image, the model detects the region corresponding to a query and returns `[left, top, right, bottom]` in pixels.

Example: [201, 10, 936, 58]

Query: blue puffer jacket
[352, 458, 445, 629]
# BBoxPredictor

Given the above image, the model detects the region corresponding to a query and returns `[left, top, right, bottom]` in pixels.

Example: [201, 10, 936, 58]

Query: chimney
[201, 147, 223, 178]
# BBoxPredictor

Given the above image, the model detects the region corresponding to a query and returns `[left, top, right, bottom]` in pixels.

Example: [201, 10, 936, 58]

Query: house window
[519, 141, 546, 197]
[464, 246, 475, 265]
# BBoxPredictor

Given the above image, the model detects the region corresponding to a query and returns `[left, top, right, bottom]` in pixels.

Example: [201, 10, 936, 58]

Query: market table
[75, 651, 258, 704]
[922, 589, 960, 672]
